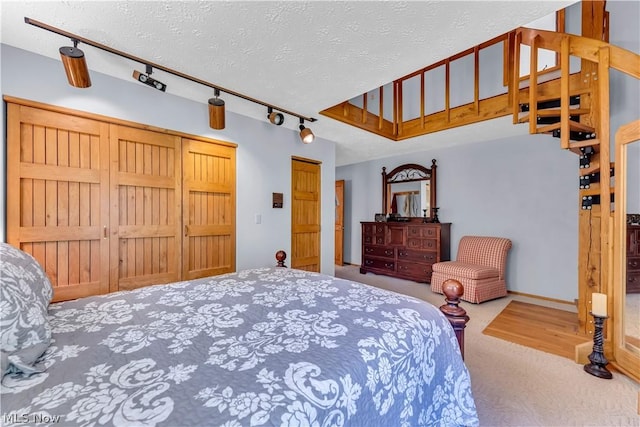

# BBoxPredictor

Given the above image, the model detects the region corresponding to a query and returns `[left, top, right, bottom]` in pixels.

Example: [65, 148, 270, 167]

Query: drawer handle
[385, 263, 393, 268]
[630, 276, 638, 283]
[385, 250, 393, 256]
[629, 261, 638, 268]
[365, 248, 373, 253]
[365, 260, 373, 265]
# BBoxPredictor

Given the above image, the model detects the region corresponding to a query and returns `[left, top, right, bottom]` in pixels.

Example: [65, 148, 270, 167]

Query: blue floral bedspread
[1, 267, 479, 426]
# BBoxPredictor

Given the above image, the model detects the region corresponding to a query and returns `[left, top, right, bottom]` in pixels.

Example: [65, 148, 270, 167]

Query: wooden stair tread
[519, 87, 592, 104]
[569, 139, 601, 149]
[536, 122, 562, 133]
[519, 110, 590, 124]
[568, 139, 601, 154]
[580, 161, 614, 176]
[567, 120, 596, 133]
[535, 120, 595, 135]
[536, 108, 590, 117]
[580, 186, 615, 196]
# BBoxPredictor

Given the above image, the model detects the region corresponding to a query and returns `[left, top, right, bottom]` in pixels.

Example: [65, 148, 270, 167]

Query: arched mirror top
[382, 159, 437, 221]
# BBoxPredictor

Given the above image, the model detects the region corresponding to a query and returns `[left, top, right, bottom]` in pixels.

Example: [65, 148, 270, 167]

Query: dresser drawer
[363, 223, 386, 235]
[397, 249, 437, 264]
[363, 235, 386, 245]
[363, 257, 395, 271]
[363, 245, 395, 258]
[627, 257, 640, 272]
[397, 261, 433, 280]
[627, 271, 640, 293]
[408, 226, 438, 238]
[407, 238, 437, 250]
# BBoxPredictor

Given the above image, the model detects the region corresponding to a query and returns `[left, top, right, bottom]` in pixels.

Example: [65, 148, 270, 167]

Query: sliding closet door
[109, 125, 182, 291]
[182, 138, 236, 280]
[6, 103, 110, 302]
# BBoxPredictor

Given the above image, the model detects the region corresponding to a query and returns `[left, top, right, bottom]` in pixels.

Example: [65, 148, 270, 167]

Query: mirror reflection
[625, 141, 640, 354]
[388, 180, 431, 217]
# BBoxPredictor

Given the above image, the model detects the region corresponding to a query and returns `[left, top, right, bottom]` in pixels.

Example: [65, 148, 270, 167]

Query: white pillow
[0, 243, 53, 377]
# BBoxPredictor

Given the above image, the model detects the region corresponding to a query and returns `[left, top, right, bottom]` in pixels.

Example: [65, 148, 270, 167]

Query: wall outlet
[255, 214, 261, 224]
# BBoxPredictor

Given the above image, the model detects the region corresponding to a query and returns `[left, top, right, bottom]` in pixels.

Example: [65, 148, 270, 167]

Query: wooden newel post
[276, 250, 287, 268]
[440, 279, 470, 359]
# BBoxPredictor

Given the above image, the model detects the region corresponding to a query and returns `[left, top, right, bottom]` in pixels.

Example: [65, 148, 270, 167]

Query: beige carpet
[335, 265, 640, 427]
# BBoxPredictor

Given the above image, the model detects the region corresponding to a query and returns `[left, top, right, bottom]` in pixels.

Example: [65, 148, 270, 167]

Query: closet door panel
[110, 125, 182, 291]
[6, 103, 110, 302]
[182, 139, 236, 279]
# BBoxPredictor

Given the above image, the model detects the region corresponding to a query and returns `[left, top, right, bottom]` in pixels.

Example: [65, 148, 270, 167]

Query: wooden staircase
[512, 25, 640, 335]
[321, 4, 640, 337]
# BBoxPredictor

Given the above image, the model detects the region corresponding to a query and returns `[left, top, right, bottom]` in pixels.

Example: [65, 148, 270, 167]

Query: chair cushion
[431, 261, 499, 280]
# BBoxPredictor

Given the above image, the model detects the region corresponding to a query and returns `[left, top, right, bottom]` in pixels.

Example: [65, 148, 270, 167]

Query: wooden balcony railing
[321, 31, 518, 141]
[321, 27, 639, 144]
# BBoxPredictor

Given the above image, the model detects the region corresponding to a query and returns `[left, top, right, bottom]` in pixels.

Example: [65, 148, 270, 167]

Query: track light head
[208, 89, 226, 130]
[132, 66, 166, 92]
[59, 42, 91, 88]
[299, 118, 315, 144]
[267, 107, 284, 126]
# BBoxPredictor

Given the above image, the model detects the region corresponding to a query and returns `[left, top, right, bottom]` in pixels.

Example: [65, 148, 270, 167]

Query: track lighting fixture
[267, 107, 284, 126]
[59, 40, 91, 88]
[133, 65, 167, 92]
[208, 89, 226, 130]
[26, 17, 318, 134]
[299, 118, 315, 144]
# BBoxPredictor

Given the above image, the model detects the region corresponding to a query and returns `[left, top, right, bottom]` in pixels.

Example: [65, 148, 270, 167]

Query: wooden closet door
[109, 125, 182, 291]
[182, 139, 236, 280]
[6, 103, 110, 302]
[291, 157, 321, 272]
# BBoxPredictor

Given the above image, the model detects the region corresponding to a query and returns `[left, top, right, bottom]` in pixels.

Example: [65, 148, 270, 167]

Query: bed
[1, 244, 479, 427]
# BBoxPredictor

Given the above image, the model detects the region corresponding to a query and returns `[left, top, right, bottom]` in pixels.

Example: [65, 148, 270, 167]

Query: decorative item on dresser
[360, 221, 451, 283]
[627, 219, 640, 293]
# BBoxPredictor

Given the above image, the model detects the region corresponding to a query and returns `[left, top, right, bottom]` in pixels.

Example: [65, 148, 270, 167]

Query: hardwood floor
[482, 300, 590, 360]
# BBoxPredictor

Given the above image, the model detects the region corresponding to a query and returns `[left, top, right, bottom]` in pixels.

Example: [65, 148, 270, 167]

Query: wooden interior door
[291, 158, 321, 271]
[6, 103, 110, 302]
[182, 138, 236, 280]
[335, 180, 344, 265]
[109, 125, 182, 291]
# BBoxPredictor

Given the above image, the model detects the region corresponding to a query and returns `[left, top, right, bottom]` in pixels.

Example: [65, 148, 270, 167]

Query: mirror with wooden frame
[613, 119, 640, 383]
[382, 159, 437, 221]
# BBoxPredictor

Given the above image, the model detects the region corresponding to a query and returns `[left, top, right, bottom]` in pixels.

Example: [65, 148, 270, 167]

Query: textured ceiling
[1, 1, 576, 166]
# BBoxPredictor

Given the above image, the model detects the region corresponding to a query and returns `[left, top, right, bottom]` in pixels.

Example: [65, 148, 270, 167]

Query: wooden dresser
[627, 224, 640, 293]
[360, 222, 450, 283]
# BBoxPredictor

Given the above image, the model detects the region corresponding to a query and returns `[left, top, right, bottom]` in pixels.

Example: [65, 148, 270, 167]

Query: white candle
[592, 293, 607, 317]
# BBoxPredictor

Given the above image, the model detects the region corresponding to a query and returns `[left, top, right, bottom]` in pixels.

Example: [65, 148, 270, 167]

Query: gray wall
[0, 45, 336, 275]
[337, 0, 640, 303]
[337, 134, 578, 302]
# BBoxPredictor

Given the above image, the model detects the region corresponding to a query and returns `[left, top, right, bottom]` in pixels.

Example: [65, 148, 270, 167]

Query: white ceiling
[1, 1, 576, 166]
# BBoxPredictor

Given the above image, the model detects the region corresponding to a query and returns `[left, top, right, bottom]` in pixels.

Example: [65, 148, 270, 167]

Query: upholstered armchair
[431, 236, 512, 304]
